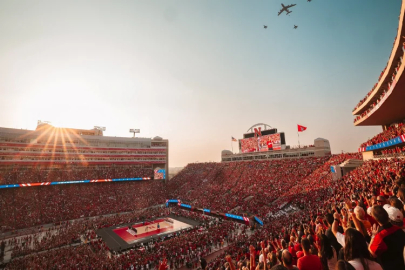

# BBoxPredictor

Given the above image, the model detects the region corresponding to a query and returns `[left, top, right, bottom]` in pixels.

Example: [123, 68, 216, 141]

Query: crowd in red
[360, 123, 405, 148]
[353, 53, 403, 124]
[352, 67, 386, 113]
[4, 207, 240, 270]
[352, 35, 404, 116]
[0, 179, 166, 232]
[206, 157, 405, 270]
[378, 146, 405, 157]
[1, 153, 405, 270]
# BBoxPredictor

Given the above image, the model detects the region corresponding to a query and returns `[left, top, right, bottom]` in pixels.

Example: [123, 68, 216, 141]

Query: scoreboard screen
[154, 169, 166, 180]
[240, 133, 282, 153]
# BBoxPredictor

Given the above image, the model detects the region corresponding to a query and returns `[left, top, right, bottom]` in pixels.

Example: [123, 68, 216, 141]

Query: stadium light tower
[94, 126, 106, 131]
[129, 129, 140, 138]
[38, 120, 51, 126]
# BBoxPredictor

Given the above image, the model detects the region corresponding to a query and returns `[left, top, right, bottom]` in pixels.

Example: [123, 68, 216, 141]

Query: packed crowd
[4, 208, 241, 270]
[0, 165, 153, 185]
[3, 207, 169, 260]
[378, 146, 405, 157]
[206, 157, 405, 270]
[2, 153, 405, 270]
[352, 32, 404, 114]
[352, 79, 383, 112]
[0, 180, 166, 232]
[353, 53, 403, 124]
[360, 123, 405, 148]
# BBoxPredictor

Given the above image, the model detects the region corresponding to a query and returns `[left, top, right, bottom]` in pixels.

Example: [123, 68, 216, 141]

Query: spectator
[317, 234, 337, 270]
[383, 204, 404, 227]
[369, 205, 405, 270]
[324, 213, 342, 254]
[354, 206, 371, 231]
[296, 238, 322, 270]
[281, 250, 298, 270]
[339, 228, 382, 270]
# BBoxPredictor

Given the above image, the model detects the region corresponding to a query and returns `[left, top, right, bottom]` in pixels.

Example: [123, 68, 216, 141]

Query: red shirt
[297, 254, 323, 270]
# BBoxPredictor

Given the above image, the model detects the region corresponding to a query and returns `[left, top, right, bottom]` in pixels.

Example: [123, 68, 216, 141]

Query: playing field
[113, 217, 193, 244]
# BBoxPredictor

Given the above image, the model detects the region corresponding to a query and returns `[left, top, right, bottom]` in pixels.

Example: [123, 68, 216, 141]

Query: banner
[0, 177, 150, 189]
[358, 135, 405, 152]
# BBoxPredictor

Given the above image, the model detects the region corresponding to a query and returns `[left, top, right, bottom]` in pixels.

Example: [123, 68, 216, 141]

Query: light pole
[129, 129, 140, 138]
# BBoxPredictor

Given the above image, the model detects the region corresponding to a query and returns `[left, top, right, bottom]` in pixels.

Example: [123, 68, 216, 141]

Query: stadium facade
[222, 138, 331, 162]
[222, 123, 331, 162]
[353, 0, 405, 160]
[0, 122, 168, 179]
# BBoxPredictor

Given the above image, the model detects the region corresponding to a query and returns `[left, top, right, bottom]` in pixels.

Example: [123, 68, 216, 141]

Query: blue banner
[254, 216, 264, 226]
[366, 136, 404, 151]
[180, 204, 192, 209]
[225, 213, 244, 221]
[0, 177, 148, 189]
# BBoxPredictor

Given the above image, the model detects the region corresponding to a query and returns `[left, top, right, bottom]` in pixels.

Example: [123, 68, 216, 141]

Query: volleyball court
[113, 217, 192, 244]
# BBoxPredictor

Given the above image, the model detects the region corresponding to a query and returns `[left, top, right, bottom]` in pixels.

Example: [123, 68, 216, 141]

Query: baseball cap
[383, 204, 404, 226]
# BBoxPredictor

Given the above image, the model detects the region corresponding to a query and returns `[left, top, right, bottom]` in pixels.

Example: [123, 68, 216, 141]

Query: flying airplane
[264, 25, 268, 29]
[278, 4, 296, 16]
[294, 25, 298, 29]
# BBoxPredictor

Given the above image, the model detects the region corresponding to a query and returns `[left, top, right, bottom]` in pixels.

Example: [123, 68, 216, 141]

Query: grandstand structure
[222, 123, 331, 162]
[3, 4, 405, 270]
[0, 121, 168, 179]
[354, 0, 405, 159]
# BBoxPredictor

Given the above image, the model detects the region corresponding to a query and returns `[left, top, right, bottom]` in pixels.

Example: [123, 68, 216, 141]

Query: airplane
[294, 25, 298, 29]
[307, 0, 312, 2]
[278, 3, 296, 16]
[264, 25, 268, 29]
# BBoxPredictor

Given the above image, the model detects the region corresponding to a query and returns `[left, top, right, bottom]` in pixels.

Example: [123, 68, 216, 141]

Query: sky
[0, 0, 401, 167]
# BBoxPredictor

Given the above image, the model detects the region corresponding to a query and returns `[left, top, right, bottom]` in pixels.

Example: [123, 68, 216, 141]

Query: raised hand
[371, 223, 380, 237]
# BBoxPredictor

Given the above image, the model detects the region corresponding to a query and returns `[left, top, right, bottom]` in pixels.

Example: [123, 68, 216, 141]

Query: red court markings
[132, 219, 165, 229]
[113, 226, 173, 243]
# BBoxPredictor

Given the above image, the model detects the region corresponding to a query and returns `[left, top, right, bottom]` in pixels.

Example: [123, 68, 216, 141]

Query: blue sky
[0, 0, 401, 166]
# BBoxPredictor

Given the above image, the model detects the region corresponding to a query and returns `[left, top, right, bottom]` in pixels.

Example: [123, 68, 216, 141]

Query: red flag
[297, 125, 307, 132]
[231, 137, 237, 142]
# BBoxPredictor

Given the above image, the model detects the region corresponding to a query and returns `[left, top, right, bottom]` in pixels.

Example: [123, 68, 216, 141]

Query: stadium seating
[0, 166, 153, 185]
[0, 180, 166, 232]
[2, 153, 405, 270]
[360, 122, 405, 148]
[353, 54, 403, 124]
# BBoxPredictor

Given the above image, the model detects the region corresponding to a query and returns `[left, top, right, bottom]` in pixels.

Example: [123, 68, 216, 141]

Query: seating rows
[2, 153, 405, 270]
[0, 166, 153, 185]
[206, 157, 405, 270]
[352, 37, 404, 114]
[0, 180, 166, 232]
[360, 122, 405, 148]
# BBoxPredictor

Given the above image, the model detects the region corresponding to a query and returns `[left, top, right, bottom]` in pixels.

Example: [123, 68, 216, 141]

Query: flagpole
[297, 132, 300, 148]
[231, 140, 233, 153]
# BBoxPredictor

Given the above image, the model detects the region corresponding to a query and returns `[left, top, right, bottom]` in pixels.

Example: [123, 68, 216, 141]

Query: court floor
[113, 217, 193, 244]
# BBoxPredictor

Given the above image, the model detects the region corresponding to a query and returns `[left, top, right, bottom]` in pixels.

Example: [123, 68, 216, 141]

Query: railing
[352, 1, 405, 115]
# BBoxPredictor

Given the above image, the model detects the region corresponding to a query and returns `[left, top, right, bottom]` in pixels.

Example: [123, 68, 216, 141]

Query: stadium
[1, 2, 405, 270]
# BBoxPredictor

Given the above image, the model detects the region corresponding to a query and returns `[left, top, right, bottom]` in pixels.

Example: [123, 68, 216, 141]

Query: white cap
[259, 254, 264, 262]
[383, 204, 404, 226]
